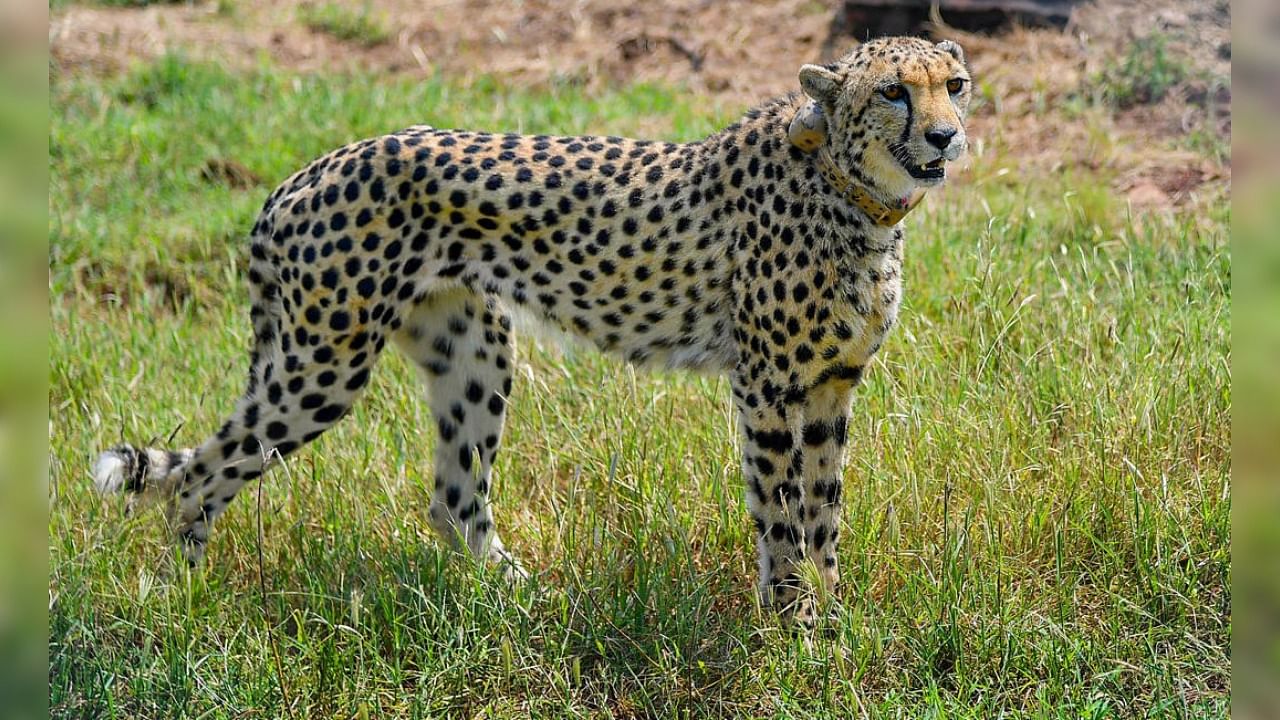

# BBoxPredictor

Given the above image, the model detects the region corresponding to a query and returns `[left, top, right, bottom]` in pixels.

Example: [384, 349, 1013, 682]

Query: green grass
[1095, 32, 1189, 108]
[49, 56, 1230, 718]
[297, 2, 391, 48]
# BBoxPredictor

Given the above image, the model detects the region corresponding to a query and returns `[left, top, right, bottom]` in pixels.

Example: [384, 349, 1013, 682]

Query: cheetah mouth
[904, 156, 946, 181]
[890, 143, 947, 181]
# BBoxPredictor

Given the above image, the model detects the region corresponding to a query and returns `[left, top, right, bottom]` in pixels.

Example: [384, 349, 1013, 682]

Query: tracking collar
[787, 101, 926, 227]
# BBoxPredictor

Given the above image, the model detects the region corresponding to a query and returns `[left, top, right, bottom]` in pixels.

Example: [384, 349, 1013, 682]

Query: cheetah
[94, 36, 972, 623]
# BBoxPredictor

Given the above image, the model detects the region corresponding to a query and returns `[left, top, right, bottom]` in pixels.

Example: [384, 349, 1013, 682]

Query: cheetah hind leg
[94, 284, 383, 567]
[394, 290, 527, 581]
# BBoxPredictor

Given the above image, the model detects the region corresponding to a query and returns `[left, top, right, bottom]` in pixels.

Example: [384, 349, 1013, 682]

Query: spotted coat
[93, 36, 972, 623]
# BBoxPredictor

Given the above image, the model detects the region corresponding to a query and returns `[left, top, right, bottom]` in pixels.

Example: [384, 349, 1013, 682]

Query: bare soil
[50, 0, 1229, 208]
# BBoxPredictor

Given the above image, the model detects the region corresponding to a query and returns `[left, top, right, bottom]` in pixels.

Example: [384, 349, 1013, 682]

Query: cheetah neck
[777, 102, 927, 227]
[814, 149, 926, 227]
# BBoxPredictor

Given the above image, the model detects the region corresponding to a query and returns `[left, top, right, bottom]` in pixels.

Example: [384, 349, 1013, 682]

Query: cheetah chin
[92, 36, 971, 625]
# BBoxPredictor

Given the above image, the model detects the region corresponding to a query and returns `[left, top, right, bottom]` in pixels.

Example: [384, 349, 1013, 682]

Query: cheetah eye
[879, 84, 906, 101]
[946, 78, 966, 95]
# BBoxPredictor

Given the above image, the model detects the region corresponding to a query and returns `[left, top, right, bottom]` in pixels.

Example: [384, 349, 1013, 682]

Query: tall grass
[49, 57, 1230, 718]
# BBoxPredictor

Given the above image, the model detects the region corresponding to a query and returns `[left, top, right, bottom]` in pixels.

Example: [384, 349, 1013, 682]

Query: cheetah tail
[93, 444, 192, 503]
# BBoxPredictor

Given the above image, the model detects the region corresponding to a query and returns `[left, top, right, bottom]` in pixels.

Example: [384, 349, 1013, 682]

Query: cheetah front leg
[799, 380, 856, 598]
[732, 372, 814, 624]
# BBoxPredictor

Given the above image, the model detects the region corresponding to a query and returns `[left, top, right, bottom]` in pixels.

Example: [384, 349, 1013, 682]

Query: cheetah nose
[925, 127, 957, 150]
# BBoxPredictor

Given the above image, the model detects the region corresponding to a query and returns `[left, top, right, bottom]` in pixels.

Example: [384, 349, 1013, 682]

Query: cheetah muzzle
[93, 36, 972, 625]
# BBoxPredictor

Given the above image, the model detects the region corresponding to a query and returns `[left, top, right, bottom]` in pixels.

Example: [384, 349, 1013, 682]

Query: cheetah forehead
[895, 58, 955, 86]
[839, 37, 966, 85]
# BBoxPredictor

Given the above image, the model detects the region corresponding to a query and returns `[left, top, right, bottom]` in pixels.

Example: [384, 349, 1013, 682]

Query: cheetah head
[796, 37, 972, 203]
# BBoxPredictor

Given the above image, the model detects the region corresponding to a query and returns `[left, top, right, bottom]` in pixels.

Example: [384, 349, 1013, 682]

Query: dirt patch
[50, 0, 1229, 208]
[49, 0, 838, 98]
[1118, 157, 1227, 207]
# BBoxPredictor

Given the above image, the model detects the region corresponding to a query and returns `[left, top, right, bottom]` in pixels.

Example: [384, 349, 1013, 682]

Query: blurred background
[47, 0, 1229, 206]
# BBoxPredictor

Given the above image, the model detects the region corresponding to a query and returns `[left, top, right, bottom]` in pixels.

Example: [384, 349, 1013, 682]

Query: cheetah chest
[820, 249, 904, 378]
[840, 272, 900, 361]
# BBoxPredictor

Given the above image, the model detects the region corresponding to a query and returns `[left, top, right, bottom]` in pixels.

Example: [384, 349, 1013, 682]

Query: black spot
[437, 418, 457, 442]
[773, 482, 801, 505]
[754, 429, 793, 454]
[812, 524, 829, 550]
[345, 368, 370, 391]
[313, 404, 346, 424]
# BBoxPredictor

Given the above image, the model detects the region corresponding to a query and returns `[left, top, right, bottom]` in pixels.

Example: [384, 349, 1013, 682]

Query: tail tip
[93, 450, 129, 494]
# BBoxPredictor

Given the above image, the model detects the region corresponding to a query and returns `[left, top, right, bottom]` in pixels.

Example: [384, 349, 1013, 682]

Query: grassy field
[49, 56, 1230, 718]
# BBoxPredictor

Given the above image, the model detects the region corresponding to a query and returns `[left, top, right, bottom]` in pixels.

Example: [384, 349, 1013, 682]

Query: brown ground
[50, 0, 1230, 208]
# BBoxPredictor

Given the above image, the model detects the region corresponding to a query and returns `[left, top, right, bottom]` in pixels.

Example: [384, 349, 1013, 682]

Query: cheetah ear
[798, 64, 841, 107]
[787, 102, 827, 152]
[936, 40, 965, 66]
